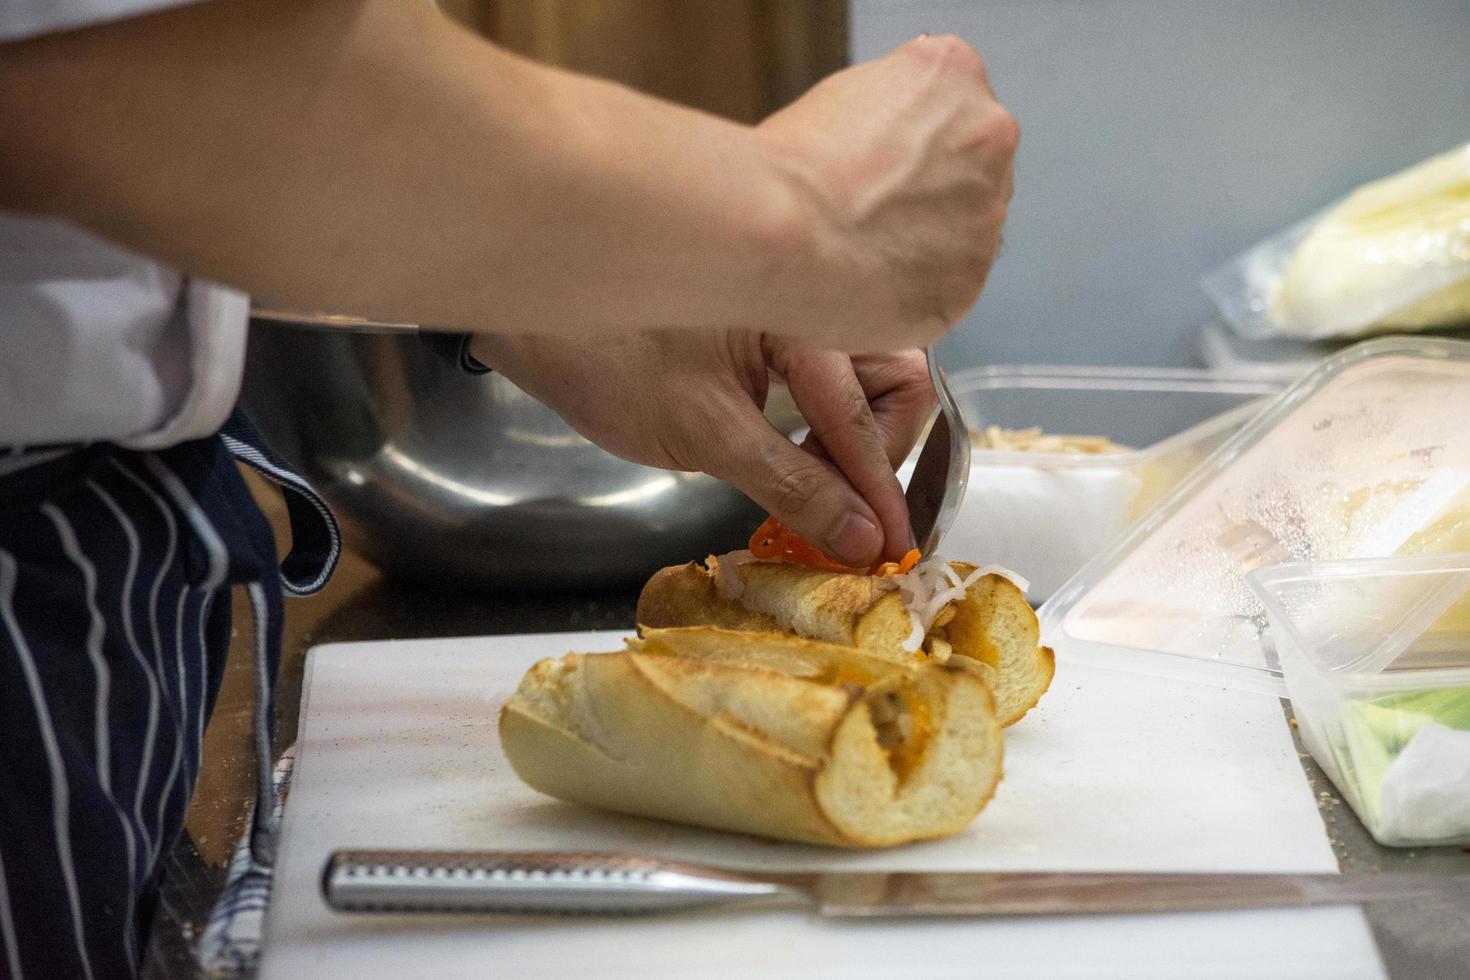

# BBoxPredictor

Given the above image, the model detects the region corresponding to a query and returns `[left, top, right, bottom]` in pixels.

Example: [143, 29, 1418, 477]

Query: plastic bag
[1204, 143, 1470, 340]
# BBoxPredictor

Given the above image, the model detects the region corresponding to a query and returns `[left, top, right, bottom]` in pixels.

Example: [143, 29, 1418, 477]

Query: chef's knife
[904, 348, 971, 556]
[323, 850, 1467, 917]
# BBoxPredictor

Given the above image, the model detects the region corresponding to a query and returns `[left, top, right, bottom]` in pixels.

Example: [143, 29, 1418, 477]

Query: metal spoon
[904, 347, 971, 556]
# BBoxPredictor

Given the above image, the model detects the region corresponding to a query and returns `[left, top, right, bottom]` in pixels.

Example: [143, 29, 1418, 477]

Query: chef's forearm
[0, 0, 818, 337]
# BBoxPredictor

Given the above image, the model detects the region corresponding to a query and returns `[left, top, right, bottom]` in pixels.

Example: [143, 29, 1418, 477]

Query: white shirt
[1, 0, 248, 449]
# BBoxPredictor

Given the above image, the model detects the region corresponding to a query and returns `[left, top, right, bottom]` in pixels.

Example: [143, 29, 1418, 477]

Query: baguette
[499, 627, 1004, 848]
[637, 558, 1054, 726]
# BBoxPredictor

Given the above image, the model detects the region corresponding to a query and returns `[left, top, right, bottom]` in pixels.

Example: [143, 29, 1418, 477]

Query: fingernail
[829, 513, 882, 567]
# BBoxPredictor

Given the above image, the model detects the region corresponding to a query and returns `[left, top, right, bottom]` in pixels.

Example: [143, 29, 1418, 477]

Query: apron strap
[216, 408, 340, 867]
[219, 411, 340, 596]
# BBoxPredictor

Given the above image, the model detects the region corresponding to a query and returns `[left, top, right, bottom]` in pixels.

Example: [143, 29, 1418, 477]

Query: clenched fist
[759, 35, 1019, 353]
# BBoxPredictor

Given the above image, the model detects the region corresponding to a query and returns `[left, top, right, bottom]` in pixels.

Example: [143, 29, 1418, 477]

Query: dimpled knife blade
[323, 850, 1469, 918]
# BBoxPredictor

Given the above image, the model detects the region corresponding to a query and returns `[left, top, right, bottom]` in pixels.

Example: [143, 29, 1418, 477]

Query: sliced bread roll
[499, 627, 1004, 848]
[637, 559, 1055, 726]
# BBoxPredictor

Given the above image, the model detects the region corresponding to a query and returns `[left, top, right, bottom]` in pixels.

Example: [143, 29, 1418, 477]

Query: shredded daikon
[891, 555, 1031, 653]
[967, 563, 1031, 594]
[708, 549, 756, 602]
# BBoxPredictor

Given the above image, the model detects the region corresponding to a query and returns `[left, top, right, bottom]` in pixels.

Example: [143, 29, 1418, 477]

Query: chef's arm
[0, 0, 808, 340]
[0, 0, 1017, 354]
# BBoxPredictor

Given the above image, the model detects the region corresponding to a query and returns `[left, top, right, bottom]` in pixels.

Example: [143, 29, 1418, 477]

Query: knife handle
[323, 850, 804, 915]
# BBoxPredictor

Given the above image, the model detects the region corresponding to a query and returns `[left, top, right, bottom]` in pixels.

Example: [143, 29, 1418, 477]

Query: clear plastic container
[1250, 554, 1470, 847]
[1195, 320, 1340, 383]
[1041, 337, 1470, 695]
[1196, 319, 1470, 384]
[907, 367, 1284, 601]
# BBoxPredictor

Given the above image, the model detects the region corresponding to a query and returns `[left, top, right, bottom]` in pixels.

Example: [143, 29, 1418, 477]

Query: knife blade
[903, 407, 953, 556]
[905, 348, 971, 555]
[322, 850, 1468, 918]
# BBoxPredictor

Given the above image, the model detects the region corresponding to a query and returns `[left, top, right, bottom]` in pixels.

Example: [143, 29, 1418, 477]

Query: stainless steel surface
[905, 348, 971, 555]
[323, 849, 1469, 919]
[241, 318, 764, 588]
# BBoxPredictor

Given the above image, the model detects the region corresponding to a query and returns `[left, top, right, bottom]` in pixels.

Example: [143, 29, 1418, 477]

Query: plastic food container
[1042, 337, 1470, 695]
[1196, 320, 1338, 383]
[1250, 554, 1470, 847]
[909, 367, 1284, 601]
[1197, 319, 1470, 384]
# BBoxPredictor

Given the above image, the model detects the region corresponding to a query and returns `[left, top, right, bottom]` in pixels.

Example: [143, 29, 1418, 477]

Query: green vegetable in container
[1343, 686, 1470, 824]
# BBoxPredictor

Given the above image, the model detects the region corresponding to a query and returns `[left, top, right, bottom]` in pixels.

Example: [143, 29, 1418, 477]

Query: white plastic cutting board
[259, 631, 1386, 980]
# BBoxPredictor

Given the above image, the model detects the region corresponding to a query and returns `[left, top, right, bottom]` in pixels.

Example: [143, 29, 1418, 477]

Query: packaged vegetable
[1204, 143, 1470, 340]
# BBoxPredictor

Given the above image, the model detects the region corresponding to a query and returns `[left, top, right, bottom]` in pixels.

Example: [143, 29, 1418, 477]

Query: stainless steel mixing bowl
[240, 318, 766, 590]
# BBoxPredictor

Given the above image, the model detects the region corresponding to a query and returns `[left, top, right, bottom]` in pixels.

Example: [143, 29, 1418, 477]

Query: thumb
[703, 396, 885, 568]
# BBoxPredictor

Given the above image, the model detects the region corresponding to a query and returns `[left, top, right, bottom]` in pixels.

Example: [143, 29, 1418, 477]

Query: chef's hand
[469, 332, 935, 567]
[758, 33, 1019, 351]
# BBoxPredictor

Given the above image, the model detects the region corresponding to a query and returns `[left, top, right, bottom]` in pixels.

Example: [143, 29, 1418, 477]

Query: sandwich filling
[867, 684, 935, 785]
[710, 547, 1029, 655]
[887, 558, 1030, 654]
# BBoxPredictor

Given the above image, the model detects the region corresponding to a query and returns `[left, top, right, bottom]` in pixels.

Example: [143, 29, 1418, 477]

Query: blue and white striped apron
[0, 410, 338, 980]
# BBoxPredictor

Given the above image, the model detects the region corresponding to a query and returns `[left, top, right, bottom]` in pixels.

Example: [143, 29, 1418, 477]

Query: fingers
[851, 349, 937, 470]
[702, 392, 887, 568]
[899, 33, 996, 99]
[770, 343, 915, 559]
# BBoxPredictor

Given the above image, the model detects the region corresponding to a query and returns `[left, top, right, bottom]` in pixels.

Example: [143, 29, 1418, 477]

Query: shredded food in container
[972, 425, 1130, 455]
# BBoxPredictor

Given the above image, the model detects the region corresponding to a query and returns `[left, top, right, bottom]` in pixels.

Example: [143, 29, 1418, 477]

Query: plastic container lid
[1040, 336, 1470, 695]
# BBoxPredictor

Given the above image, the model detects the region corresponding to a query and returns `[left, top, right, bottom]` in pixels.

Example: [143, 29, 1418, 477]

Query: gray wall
[852, 0, 1470, 369]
